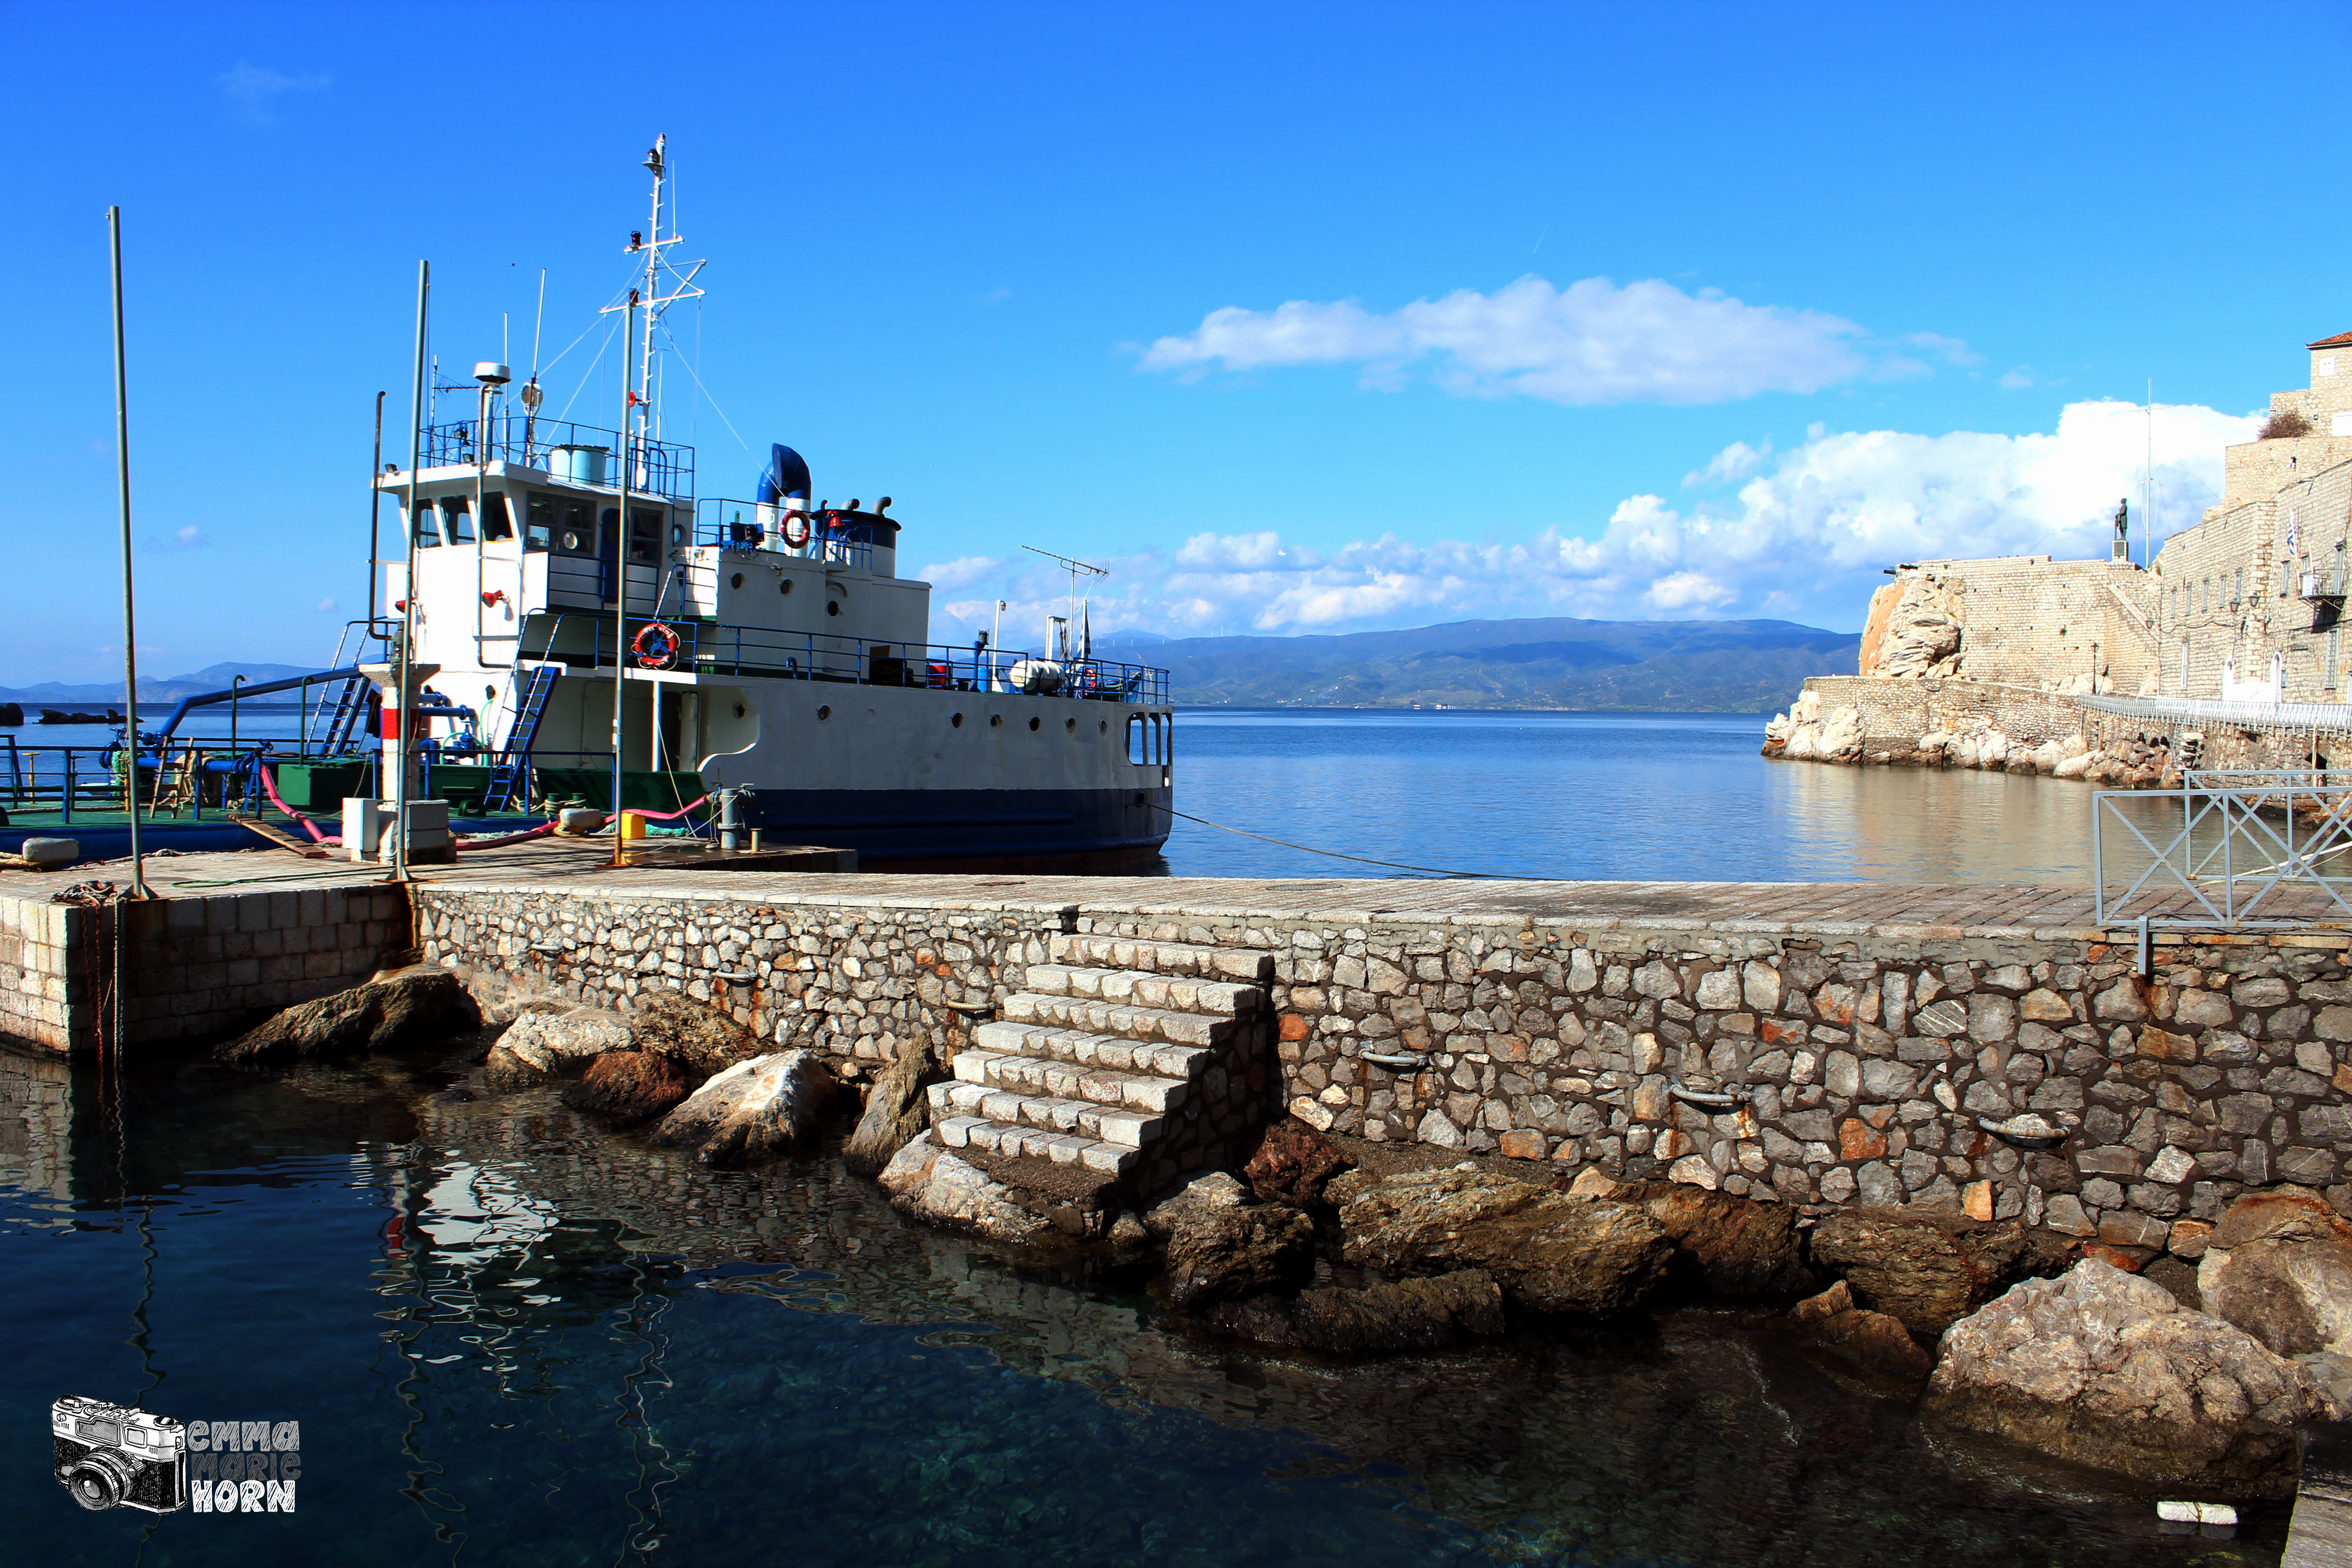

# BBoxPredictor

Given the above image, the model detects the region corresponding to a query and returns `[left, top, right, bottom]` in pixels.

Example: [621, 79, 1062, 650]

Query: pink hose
[455, 823, 556, 852]
[257, 764, 337, 845]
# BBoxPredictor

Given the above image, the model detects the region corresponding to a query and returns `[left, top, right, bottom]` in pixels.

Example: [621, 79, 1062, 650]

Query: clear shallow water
[0, 1046, 2287, 1565]
[1157, 710, 2166, 884]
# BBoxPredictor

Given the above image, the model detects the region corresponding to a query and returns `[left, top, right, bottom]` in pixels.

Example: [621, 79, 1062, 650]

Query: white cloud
[314, 598, 337, 613]
[1999, 367, 2036, 389]
[217, 62, 329, 125]
[924, 398, 2257, 643]
[1137, 275, 1962, 406]
[1683, 438, 1773, 488]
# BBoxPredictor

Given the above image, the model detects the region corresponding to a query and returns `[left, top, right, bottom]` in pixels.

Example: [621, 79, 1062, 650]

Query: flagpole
[108, 207, 148, 902]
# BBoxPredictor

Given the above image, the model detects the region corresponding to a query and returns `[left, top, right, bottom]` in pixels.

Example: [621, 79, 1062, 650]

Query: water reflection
[0, 1043, 2288, 1566]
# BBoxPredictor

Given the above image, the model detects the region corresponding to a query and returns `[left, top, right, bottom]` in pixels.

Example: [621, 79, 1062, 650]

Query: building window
[2332, 629, 2341, 693]
[525, 492, 556, 552]
[2235, 568, 2244, 608]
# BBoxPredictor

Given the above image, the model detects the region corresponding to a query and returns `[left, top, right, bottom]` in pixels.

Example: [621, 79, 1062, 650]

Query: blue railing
[534, 614, 1169, 705]
[2, 738, 298, 824]
[416, 415, 695, 501]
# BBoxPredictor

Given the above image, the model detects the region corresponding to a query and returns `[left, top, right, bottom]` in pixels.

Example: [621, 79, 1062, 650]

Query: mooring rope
[1157, 804, 1513, 879]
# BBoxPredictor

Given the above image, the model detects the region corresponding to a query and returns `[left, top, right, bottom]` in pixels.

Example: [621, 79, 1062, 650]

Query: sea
[1, 709, 2274, 1564]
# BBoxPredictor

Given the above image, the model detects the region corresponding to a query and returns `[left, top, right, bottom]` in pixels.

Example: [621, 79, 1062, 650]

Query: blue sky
[9, 1, 2351, 682]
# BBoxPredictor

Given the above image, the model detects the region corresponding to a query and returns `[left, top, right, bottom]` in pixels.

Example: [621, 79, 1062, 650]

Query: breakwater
[398, 869, 2352, 1252]
[9, 853, 2351, 1251]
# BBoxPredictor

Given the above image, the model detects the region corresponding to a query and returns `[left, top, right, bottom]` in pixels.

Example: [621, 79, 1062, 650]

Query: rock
[1142, 1171, 1251, 1238]
[1568, 1167, 1623, 1199]
[560, 1050, 688, 1123]
[1243, 1118, 1352, 1206]
[2197, 1188, 2352, 1357]
[1207, 1271, 1507, 1354]
[842, 1039, 944, 1176]
[630, 989, 763, 1080]
[1336, 1166, 1672, 1314]
[1790, 1279, 1853, 1325]
[2142, 1255, 2203, 1312]
[1809, 1207, 2033, 1338]
[215, 967, 479, 1064]
[1813, 1308, 1934, 1382]
[1615, 1180, 1812, 1301]
[877, 1132, 1058, 1248]
[1162, 1203, 1317, 1309]
[1922, 1260, 2321, 1493]
[485, 1008, 632, 1075]
[652, 1049, 837, 1166]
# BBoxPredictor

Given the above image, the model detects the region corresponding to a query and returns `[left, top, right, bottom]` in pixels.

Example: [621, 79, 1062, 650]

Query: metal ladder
[309, 673, 373, 755]
[478, 665, 561, 812]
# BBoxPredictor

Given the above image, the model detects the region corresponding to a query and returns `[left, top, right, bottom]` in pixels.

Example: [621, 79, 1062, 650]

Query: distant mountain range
[1095, 618, 1859, 712]
[0, 662, 317, 707]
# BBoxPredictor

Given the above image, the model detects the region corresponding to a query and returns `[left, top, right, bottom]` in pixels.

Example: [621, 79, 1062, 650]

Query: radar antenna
[1023, 545, 1107, 662]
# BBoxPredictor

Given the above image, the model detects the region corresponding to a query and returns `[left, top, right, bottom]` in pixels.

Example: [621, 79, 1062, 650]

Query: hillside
[0, 662, 316, 707]
[1098, 617, 1858, 712]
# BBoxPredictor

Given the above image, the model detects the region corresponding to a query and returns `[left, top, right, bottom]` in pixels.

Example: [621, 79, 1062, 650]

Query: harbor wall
[407, 884, 2352, 1249]
[0, 886, 410, 1054]
[1764, 674, 2343, 778]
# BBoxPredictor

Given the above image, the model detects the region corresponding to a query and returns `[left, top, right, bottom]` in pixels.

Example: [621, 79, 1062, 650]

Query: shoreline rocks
[843, 1039, 944, 1176]
[1207, 1271, 1506, 1354]
[2196, 1187, 2352, 1359]
[1922, 1259, 2325, 1494]
[652, 1049, 837, 1166]
[486, 1007, 632, 1076]
[1809, 1208, 2051, 1339]
[215, 966, 478, 1064]
[1333, 1166, 1672, 1314]
[877, 1132, 1061, 1249]
[561, 1050, 688, 1123]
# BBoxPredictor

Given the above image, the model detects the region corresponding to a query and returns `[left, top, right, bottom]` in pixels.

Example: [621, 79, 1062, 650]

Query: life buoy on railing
[782, 510, 811, 549]
[633, 622, 681, 670]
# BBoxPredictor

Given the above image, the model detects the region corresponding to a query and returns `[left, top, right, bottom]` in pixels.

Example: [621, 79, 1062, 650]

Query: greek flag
[2289, 508, 2301, 557]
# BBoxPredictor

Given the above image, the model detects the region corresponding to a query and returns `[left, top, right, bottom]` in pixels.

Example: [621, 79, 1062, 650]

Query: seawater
[0, 1046, 2288, 1565]
[1158, 710, 2161, 883]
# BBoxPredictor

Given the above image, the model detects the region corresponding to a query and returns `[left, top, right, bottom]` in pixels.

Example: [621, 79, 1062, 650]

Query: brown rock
[215, 967, 479, 1064]
[2080, 1241, 2146, 1272]
[1839, 1117, 1887, 1161]
[1808, 1207, 2034, 1338]
[1163, 1203, 1317, 1310]
[630, 990, 763, 1081]
[1337, 1166, 1672, 1314]
[561, 1050, 688, 1122]
[1277, 1012, 1309, 1042]
[2167, 1218, 2216, 1259]
[1207, 1270, 1506, 1354]
[1923, 1260, 2320, 1493]
[843, 1039, 944, 1176]
[1790, 1279, 1852, 1325]
[1497, 1128, 1548, 1161]
[2198, 1188, 2352, 1357]
[2138, 1025, 2197, 1062]
[1814, 1308, 1934, 1381]
[1243, 1117, 1352, 1206]
[1615, 1180, 1813, 1300]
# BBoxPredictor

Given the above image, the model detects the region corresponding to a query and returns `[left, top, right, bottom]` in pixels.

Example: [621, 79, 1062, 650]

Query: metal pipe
[611, 288, 636, 865]
[108, 206, 147, 900]
[367, 391, 385, 635]
[396, 260, 429, 882]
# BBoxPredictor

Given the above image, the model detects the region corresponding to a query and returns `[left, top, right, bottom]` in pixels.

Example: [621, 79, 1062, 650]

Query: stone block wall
[0, 886, 409, 1055]
[1894, 556, 2158, 693]
[411, 885, 2352, 1238]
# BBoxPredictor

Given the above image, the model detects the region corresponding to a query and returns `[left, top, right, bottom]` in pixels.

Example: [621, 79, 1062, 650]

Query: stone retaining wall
[0, 886, 409, 1054]
[412, 886, 2352, 1245]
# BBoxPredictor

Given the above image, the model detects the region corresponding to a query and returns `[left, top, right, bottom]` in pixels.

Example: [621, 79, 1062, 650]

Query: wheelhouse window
[525, 492, 556, 552]
[412, 499, 441, 547]
[560, 499, 596, 555]
[480, 491, 514, 543]
[628, 507, 664, 563]
[441, 495, 475, 545]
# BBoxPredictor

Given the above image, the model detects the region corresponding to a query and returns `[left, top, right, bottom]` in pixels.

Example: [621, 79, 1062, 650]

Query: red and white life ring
[782, 510, 811, 549]
[633, 622, 680, 670]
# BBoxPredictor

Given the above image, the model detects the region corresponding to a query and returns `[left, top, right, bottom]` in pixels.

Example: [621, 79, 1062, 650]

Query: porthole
[561, 529, 583, 551]
[827, 599, 841, 617]
[818, 705, 832, 720]
[1029, 716, 1041, 731]
[951, 712, 964, 728]
[730, 572, 745, 589]
[1099, 720, 1108, 733]
[734, 703, 746, 718]
[780, 579, 794, 596]
[1065, 717, 1077, 733]
[485, 684, 496, 701]
[990, 714, 1003, 728]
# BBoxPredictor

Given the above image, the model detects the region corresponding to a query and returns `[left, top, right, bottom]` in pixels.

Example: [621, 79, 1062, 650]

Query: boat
[0, 138, 1176, 871]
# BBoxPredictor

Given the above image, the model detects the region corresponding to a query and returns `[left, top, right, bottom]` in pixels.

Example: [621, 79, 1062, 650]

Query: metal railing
[414, 416, 695, 501]
[2, 738, 292, 823]
[2092, 769, 2352, 928]
[689, 498, 888, 563]
[533, 613, 1170, 704]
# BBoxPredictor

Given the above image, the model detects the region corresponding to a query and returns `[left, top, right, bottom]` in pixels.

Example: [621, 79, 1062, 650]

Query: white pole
[395, 260, 429, 882]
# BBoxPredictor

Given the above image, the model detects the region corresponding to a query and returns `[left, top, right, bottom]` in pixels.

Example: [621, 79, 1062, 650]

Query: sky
[8, 1, 2351, 683]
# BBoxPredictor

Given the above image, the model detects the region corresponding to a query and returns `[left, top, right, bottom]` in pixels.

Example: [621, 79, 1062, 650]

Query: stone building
[1770, 329, 2352, 777]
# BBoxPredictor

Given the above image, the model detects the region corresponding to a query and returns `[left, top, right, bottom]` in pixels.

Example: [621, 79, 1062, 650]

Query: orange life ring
[632, 622, 680, 670]
[783, 510, 811, 549]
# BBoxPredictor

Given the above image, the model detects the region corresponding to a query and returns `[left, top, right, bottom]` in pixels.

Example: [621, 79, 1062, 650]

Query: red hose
[257, 764, 336, 845]
[455, 823, 556, 852]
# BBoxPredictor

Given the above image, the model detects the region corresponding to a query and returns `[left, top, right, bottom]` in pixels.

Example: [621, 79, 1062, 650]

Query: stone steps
[936, 940, 1277, 1196]
[1048, 934, 1274, 985]
[970, 1020, 1215, 1080]
[998, 991, 1246, 1048]
[1018, 964, 1264, 1015]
